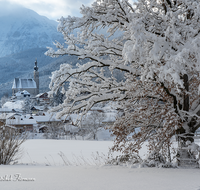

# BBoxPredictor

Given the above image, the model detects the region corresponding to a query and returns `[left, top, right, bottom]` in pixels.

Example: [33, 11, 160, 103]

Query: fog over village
[0, 0, 200, 190]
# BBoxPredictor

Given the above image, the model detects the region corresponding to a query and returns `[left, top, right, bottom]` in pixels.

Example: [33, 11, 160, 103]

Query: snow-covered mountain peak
[0, 1, 62, 57]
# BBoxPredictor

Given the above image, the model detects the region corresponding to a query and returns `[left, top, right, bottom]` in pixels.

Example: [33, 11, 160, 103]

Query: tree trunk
[183, 74, 189, 112]
[177, 74, 194, 146]
[176, 74, 198, 167]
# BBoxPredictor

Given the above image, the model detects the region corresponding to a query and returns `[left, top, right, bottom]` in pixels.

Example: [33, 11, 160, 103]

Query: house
[35, 113, 62, 127]
[35, 92, 50, 104]
[6, 113, 36, 132]
[35, 113, 70, 131]
[14, 90, 31, 99]
[38, 125, 48, 133]
[2, 111, 70, 133]
[31, 106, 44, 114]
[0, 113, 17, 123]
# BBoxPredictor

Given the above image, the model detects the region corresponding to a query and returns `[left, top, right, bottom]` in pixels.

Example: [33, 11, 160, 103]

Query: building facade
[12, 60, 39, 96]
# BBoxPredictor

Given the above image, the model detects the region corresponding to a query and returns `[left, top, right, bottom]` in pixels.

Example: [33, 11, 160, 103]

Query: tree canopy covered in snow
[46, 0, 200, 164]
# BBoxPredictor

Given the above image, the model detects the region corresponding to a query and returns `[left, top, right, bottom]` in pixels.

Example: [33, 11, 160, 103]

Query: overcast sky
[1, 0, 94, 20]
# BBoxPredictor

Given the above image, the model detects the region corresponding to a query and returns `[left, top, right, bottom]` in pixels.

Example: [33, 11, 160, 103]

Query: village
[0, 59, 117, 140]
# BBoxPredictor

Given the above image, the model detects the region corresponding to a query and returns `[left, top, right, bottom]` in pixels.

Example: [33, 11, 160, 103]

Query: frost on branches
[46, 0, 200, 166]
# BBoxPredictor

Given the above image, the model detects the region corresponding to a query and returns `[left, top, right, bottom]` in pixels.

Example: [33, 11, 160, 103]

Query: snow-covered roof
[2, 100, 24, 110]
[6, 114, 37, 125]
[35, 93, 43, 98]
[12, 78, 36, 89]
[35, 92, 48, 98]
[32, 106, 44, 111]
[0, 113, 20, 120]
[15, 90, 30, 96]
[0, 108, 13, 113]
[0, 113, 9, 120]
[5, 113, 60, 125]
[35, 113, 60, 122]
[38, 125, 48, 129]
[0, 111, 70, 126]
[6, 113, 22, 119]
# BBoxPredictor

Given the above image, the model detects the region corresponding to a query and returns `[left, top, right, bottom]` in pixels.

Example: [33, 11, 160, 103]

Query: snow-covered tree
[22, 98, 31, 114]
[46, 0, 200, 165]
[82, 110, 106, 140]
[52, 88, 64, 106]
[43, 122, 65, 139]
[1, 95, 9, 107]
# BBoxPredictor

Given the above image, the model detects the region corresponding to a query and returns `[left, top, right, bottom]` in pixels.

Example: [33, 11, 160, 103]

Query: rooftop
[12, 78, 36, 89]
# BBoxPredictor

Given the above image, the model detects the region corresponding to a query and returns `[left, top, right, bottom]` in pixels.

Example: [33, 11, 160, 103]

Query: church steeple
[34, 59, 38, 71]
[34, 59, 39, 95]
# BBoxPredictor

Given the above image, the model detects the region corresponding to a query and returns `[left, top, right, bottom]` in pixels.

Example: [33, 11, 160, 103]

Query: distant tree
[30, 98, 38, 107]
[82, 110, 106, 140]
[43, 122, 65, 139]
[1, 96, 9, 107]
[22, 98, 31, 114]
[50, 89, 64, 107]
[3, 92, 9, 98]
[54, 89, 64, 106]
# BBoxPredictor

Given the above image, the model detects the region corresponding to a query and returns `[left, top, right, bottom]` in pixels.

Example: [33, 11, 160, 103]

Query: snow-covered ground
[20, 139, 114, 165]
[0, 139, 200, 190]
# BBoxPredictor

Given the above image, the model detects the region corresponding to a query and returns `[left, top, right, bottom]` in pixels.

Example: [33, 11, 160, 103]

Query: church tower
[34, 59, 39, 95]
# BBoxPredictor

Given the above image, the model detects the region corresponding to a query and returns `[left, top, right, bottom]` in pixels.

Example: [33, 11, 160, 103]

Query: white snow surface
[3, 100, 24, 109]
[0, 139, 199, 190]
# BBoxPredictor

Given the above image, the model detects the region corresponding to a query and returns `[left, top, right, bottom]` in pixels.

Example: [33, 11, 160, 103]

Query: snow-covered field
[0, 139, 200, 190]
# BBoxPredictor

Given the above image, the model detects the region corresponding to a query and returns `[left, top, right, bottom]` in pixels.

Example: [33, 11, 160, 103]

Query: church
[12, 60, 39, 96]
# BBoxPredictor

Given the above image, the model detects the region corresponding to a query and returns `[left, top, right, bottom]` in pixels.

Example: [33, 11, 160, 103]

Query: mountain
[0, 2, 68, 98]
[0, 2, 63, 57]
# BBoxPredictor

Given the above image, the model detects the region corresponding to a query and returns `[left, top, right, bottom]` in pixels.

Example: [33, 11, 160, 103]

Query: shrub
[0, 125, 27, 165]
